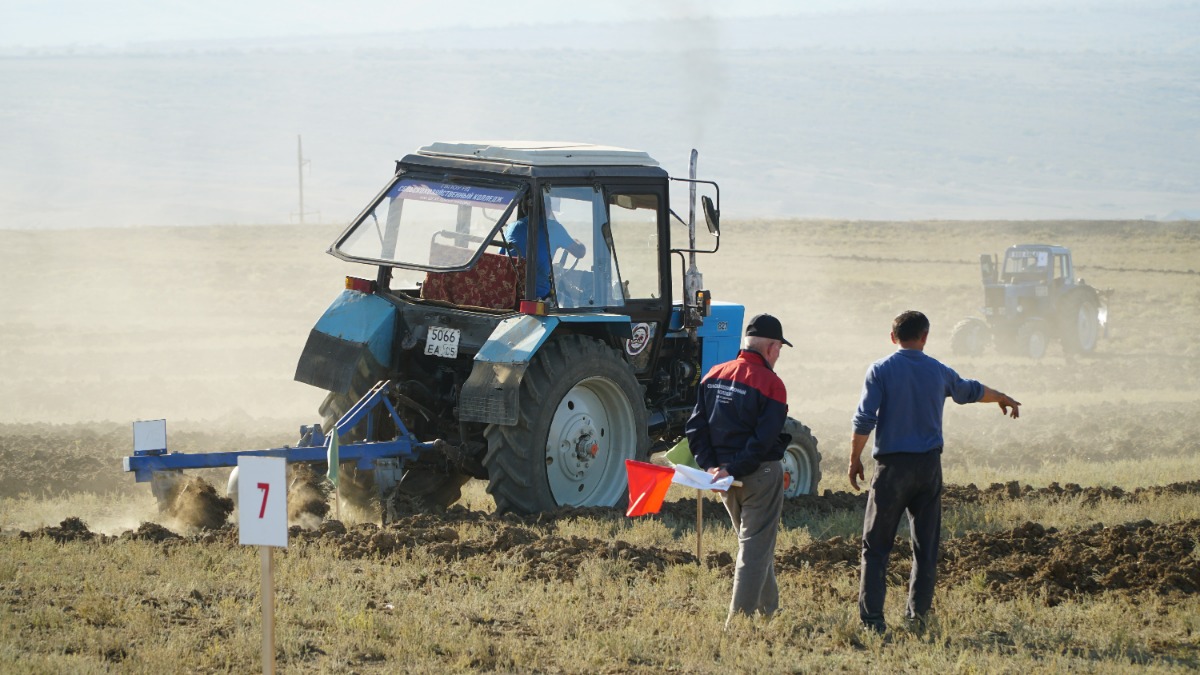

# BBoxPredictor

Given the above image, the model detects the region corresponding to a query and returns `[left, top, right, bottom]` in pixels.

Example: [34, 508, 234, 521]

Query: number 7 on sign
[257, 482, 270, 518]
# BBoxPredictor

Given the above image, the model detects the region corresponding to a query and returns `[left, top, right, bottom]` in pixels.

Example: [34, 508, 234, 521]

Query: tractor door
[537, 182, 670, 375]
[604, 186, 671, 376]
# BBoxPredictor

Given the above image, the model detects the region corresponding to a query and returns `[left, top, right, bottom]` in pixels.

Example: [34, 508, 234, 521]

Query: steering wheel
[556, 248, 582, 269]
[552, 248, 587, 306]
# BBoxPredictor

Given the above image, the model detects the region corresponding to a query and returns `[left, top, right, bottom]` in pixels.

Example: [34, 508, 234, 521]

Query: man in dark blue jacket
[686, 313, 792, 625]
[850, 310, 1021, 634]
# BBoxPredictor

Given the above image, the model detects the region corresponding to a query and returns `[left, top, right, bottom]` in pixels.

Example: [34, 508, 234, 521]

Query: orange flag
[625, 460, 675, 517]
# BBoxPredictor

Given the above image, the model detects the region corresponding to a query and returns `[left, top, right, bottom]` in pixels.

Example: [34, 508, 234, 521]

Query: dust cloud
[0, 218, 1197, 528]
[162, 474, 233, 532]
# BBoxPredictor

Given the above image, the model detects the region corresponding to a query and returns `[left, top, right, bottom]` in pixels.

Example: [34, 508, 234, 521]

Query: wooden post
[261, 546, 275, 675]
[695, 489, 703, 562]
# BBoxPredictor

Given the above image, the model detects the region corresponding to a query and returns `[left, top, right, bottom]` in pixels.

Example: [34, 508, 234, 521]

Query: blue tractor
[950, 244, 1111, 359]
[294, 142, 821, 515]
[125, 142, 822, 518]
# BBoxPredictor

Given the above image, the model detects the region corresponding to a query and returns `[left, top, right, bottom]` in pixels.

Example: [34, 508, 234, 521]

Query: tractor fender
[1063, 284, 1105, 318]
[458, 313, 632, 425]
[1064, 282, 1112, 333]
[1065, 283, 1100, 304]
[294, 290, 396, 394]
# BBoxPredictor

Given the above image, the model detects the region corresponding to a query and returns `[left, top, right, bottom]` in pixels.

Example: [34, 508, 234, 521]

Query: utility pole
[297, 135, 308, 224]
[294, 135, 319, 224]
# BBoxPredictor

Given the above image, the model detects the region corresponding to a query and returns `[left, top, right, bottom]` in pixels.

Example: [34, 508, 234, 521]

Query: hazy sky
[2, 0, 1136, 48]
[2, 0, 1193, 225]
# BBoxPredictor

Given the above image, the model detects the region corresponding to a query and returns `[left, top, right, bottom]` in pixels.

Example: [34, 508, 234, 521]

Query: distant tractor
[951, 244, 1110, 359]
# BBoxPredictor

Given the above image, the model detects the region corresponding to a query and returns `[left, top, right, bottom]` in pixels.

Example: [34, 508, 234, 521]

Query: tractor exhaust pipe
[684, 149, 704, 329]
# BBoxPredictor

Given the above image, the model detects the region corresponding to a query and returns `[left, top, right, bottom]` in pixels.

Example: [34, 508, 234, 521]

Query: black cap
[745, 313, 792, 347]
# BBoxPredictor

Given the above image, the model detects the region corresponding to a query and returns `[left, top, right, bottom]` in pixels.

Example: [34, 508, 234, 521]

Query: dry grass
[2, 512, 1197, 673]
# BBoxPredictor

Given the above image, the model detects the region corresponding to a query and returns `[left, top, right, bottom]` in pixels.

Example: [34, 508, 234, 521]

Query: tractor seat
[421, 252, 526, 310]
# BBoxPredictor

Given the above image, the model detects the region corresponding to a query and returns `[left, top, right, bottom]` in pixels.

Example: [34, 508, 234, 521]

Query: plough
[123, 380, 435, 519]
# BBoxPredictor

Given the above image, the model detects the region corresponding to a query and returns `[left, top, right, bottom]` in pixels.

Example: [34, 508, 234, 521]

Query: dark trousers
[858, 449, 943, 630]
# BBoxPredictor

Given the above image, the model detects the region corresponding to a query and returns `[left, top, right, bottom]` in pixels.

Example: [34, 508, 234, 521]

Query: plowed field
[2, 220, 1198, 671]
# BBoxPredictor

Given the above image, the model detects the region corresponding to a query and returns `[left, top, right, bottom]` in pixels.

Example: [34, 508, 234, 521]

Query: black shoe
[861, 621, 887, 636]
[903, 614, 929, 635]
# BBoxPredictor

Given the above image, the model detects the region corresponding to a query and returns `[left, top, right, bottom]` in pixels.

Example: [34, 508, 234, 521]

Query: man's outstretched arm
[979, 386, 1021, 419]
[848, 433, 870, 491]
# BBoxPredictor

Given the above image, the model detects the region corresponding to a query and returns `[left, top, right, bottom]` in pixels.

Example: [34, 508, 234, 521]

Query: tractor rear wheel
[483, 335, 649, 514]
[780, 418, 822, 498]
[1059, 292, 1100, 354]
[949, 318, 990, 356]
[1016, 319, 1049, 359]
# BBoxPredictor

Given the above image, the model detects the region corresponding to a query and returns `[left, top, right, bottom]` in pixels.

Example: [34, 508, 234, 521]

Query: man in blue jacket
[686, 313, 792, 625]
[850, 310, 1021, 634]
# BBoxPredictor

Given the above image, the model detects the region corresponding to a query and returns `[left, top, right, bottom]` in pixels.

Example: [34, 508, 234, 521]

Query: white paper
[671, 464, 735, 492]
[132, 419, 167, 454]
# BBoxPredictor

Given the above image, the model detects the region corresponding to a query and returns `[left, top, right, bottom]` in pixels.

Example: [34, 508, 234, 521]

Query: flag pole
[696, 489, 703, 562]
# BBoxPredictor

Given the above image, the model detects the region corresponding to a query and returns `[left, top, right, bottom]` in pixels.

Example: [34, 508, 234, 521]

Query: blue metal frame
[122, 380, 431, 483]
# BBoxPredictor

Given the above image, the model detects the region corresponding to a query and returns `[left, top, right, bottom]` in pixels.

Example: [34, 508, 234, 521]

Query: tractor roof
[416, 141, 661, 167]
[1007, 244, 1071, 255]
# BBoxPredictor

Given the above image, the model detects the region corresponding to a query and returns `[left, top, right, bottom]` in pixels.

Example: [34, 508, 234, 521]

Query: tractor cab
[982, 244, 1076, 319]
[997, 245, 1074, 287]
[326, 142, 696, 369]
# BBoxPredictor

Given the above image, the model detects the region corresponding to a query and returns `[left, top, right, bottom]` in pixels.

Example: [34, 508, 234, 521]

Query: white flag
[671, 464, 735, 492]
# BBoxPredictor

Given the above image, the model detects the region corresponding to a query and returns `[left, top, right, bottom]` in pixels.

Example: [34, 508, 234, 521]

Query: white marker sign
[132, 419, 167, 454]
[237, 456, 288, 548]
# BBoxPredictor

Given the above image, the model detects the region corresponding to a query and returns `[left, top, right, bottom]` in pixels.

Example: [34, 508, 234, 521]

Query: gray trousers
[858, 449, 943, 630]
[721, 460, 785, 623]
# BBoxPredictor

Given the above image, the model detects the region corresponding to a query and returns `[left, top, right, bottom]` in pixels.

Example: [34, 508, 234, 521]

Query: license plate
[424, 326, 460, 358]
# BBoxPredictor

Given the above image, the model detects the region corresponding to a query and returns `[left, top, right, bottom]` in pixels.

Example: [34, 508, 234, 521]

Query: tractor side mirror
[980, 254, 998, 284]
[701, 196, 720, 235]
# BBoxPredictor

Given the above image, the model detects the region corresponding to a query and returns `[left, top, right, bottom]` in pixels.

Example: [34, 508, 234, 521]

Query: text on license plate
[424, 326, 460, 358]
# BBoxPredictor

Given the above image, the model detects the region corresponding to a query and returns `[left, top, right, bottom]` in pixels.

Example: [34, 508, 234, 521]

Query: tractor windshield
[333, 177, 521, 269]
[1002, 248, 1050, 281]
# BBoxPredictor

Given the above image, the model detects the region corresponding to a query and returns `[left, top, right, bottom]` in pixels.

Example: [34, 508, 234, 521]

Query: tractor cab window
[1003, 249, 1050, 282]
[606, 193, 661, 300]
[1053, 253, 1070, 285]
[334, 177, 519, 272]
[545, 187, 625, 309]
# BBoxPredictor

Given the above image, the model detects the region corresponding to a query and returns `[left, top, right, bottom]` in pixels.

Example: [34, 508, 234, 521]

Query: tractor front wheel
[1016, 319, 1049, 359]
[949, 318, 990, 356]
[483, 335, 649, 514]
[780, 418, 822, 498]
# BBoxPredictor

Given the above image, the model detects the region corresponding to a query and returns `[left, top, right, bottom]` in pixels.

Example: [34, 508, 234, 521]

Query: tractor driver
[503, 196, 586, 300]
